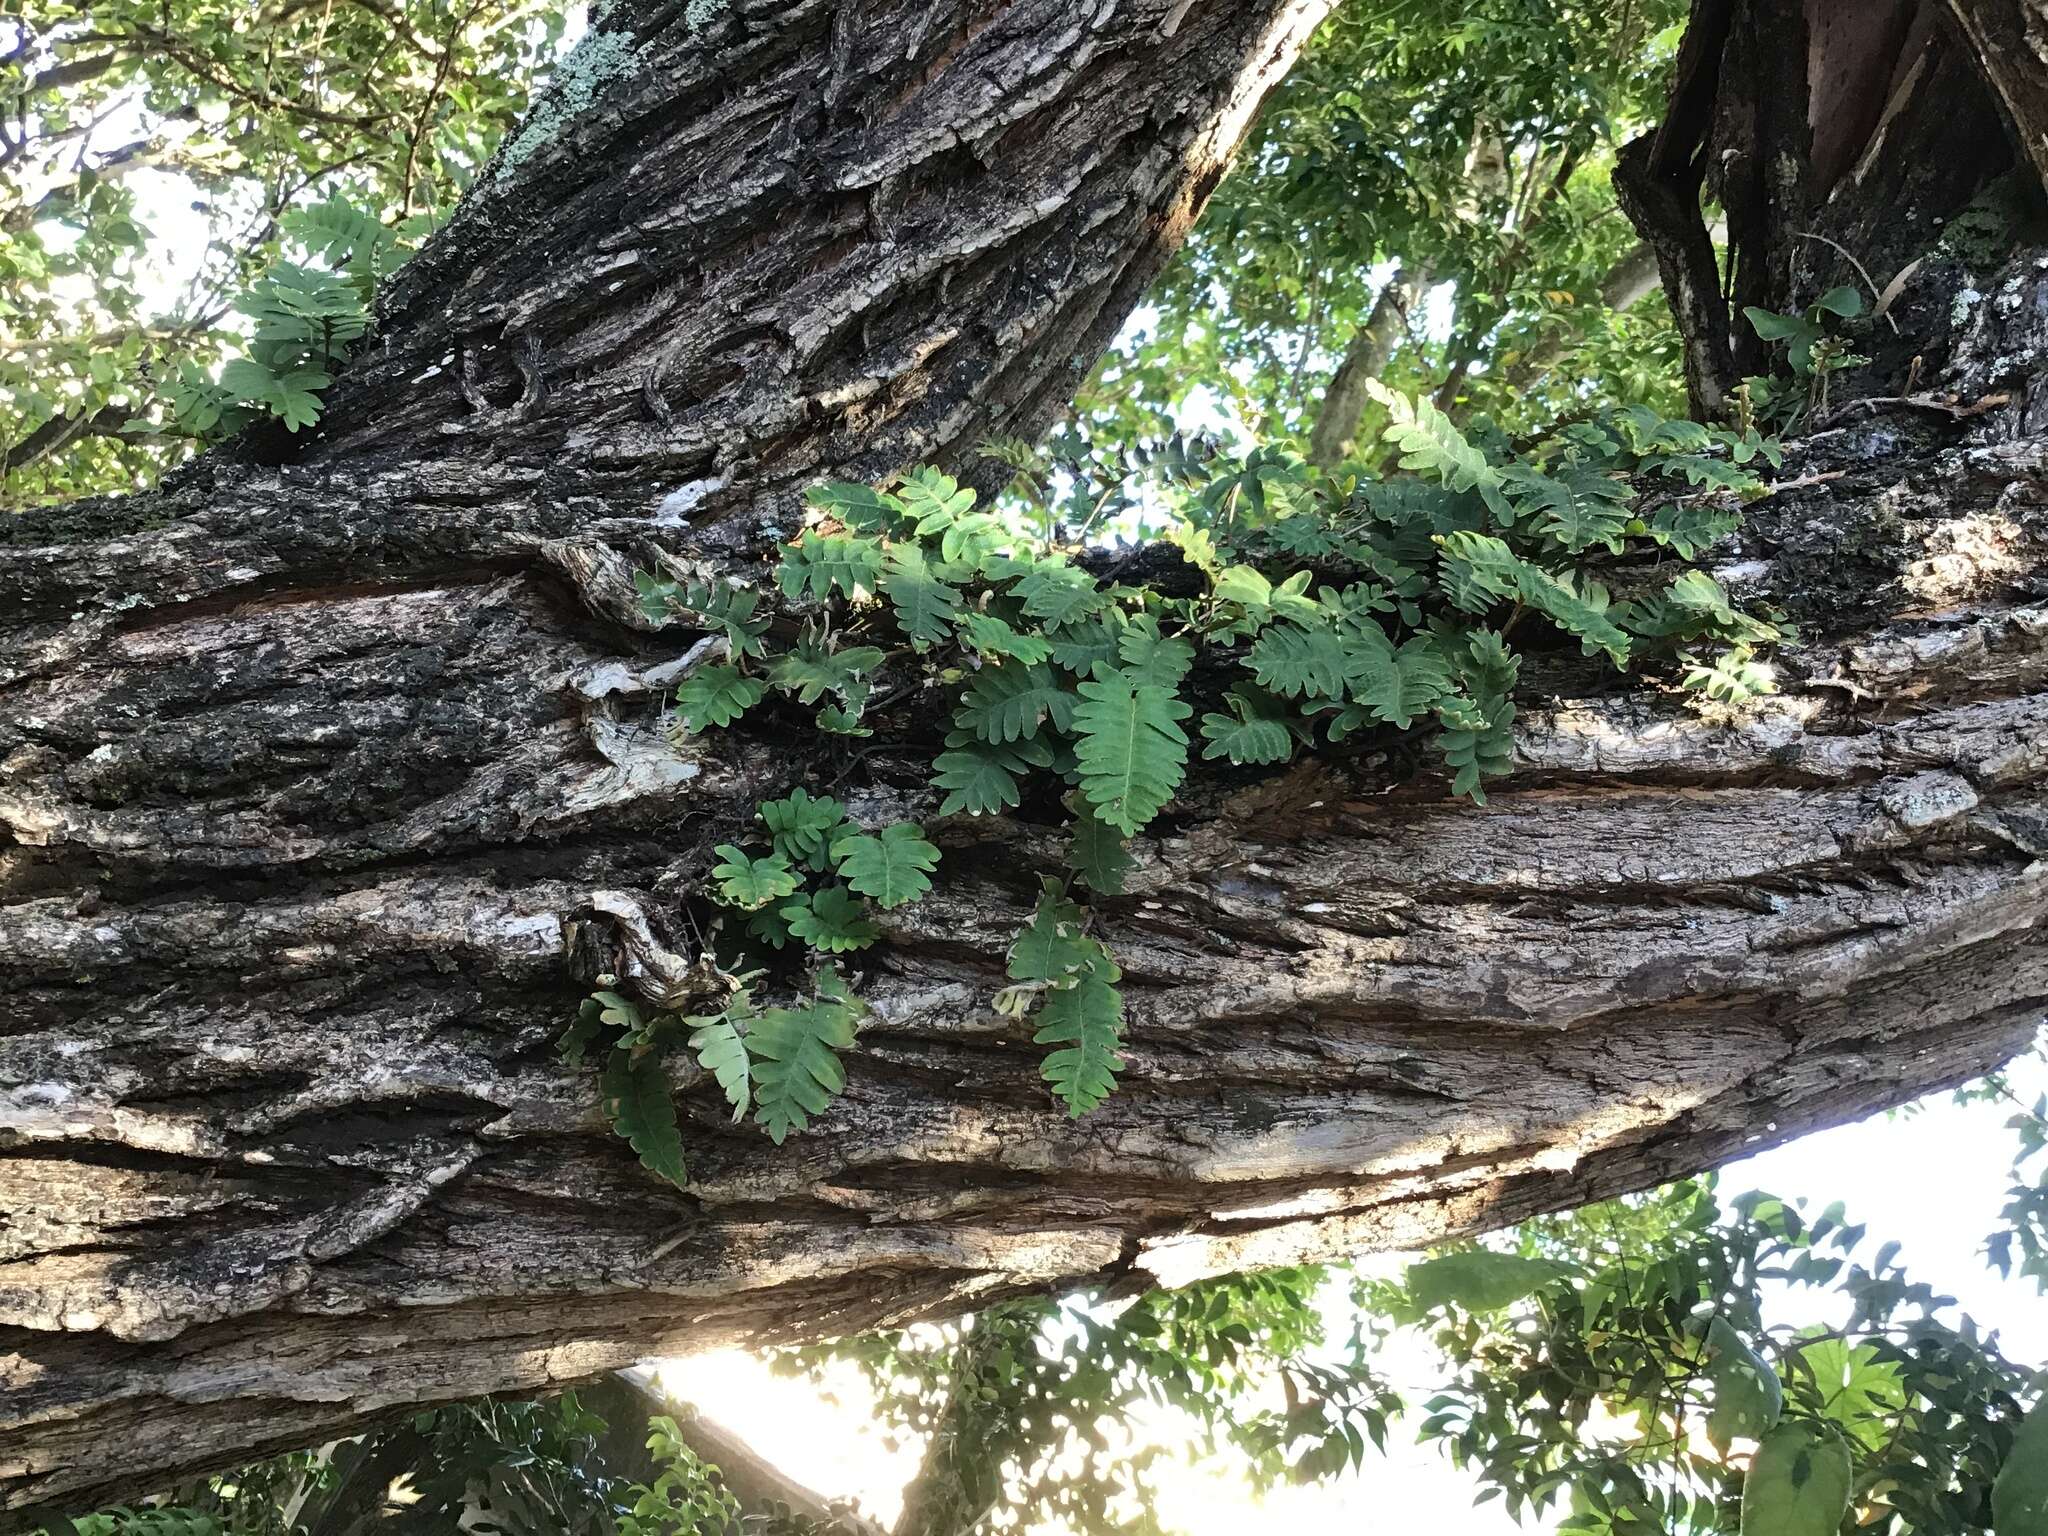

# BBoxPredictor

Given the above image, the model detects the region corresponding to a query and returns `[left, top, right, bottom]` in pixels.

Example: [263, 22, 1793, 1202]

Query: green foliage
[1740, 1423, 1853, 1536]
[711, 845, 800, 911]
[572, 387, 1788, 1155]
[674, 667, 768, 734]
[1080, 0, 1693, 449]
[757, 789, 854, 872]
[3, 0, 558, 505]
[1402, 1250, 1567, 1313]
[1070, 669, 1193, 837]
[779, 885, 879, 953]
[830, 823, 941, 909]
[1005, 883, 1126, 1114]
[1743, 287, 1872, 423]
[615, 1415, 745, 1536]
[1200, 688, 1298, 764]
[602, 1048, 689, 1190]
[1995, 1396, 2048, 1535]
[749, 971, 866, 1144]
[636, 573, 772, 657]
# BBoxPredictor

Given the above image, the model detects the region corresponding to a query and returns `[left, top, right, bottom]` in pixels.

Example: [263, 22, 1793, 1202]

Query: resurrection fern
[673, 667, 765, 733]
[601, 1048, 688, 1187]
[1071, 670, 1193, 836]
[832, 823, 942, 908]
[571, 388, 1792, 1173]
[749, 971, 866, 1144]
[1002, 882, 1126, 1114]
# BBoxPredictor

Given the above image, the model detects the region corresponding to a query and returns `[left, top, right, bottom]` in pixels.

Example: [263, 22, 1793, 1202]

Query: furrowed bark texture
[5, 0, 2048, 1523]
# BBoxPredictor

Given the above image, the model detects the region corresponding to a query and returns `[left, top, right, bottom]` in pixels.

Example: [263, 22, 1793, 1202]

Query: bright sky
[61, 17, 2048, 1530]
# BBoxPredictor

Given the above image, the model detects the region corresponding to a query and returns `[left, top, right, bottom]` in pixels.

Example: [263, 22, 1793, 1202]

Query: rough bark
[1947, 0, 2048, 193]
[6, 0, 2048, 1527]
[1618, 0, 2017, 418]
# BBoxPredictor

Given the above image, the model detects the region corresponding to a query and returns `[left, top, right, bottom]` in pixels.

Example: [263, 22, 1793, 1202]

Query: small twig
[1793, 232, 1900, 334]
[1754, 469, 1845, 499]
[1824, 390, 2011, 424]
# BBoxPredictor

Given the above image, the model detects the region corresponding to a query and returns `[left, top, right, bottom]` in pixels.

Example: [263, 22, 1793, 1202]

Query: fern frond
[778, 885, 878, 951]
[933, 731, 1051, 816]
[1249, 622, 1351, 700]
[776, 532, 883, 603]
[672, 666, 765, 733]
[956, 661, 1075, 744]
[831, 823, 941, 908]
[1199, 689, 1296, 764]
[602, 1049, 688, 1188]
[1071, 669, 1191, 836]
[879, 543, 961, 647]
[749, 971, 865, 1143]
[710, 844, 799, 910]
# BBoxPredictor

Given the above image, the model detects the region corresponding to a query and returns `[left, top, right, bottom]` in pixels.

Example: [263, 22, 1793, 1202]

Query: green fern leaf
[1248, 622, 1351, 700]
[806, 480, 900, 534]
[1507, 465, 1633, 554]
[769, 638, 885, 704]
[779, 885, 878, 951]
[933, 732, 1050, 816]
[710, 844, 799, 910]
[1007, 884, 1099, 984]
[1012, 561, 1104, 627]
[956, 661, 1076, 744]
[746, 905, 795, 950]
[879, 543, 961, 647]
[1367, 379, 1501, 498]
[757, 788, 853, 871]
[1644, 502, 1740, 559]
[1434, 533, 1629, 664]
[673, 666, 765, 733]
[1647, 452, 1756, 491]
[831, 822, 941, 908]
[1067, 799, 1134, 895]
[1199, 689, 1296, 764]
[1340, 624, 1451, 730]
[776, 532, 883, 603]
[895, 465, 978, 533]
[281, 196, 400, 283]
[1117, 615, 1196, 687]
[1047, 614, 1123, 676]
[957, 610, 1053, 664]
[601, 1049, 687, 1188]
[688, 1014, 752, 1121]
[1035, 973, 1125, 1116]
[1071, 669, 1191, 836]
[749, 971, 865, 1143]
[1433, 627, 1521, 802]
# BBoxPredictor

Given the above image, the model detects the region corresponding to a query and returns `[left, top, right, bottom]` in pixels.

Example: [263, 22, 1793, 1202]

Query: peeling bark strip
[3, 0, 2048, 1523]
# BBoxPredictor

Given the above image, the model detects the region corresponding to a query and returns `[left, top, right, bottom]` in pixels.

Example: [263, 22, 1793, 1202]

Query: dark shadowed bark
[1619, 0, 2020, 418]
[6, 0, 2048, 1526]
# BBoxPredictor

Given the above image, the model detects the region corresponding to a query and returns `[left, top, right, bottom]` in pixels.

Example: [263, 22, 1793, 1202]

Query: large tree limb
[4, 0, 2048, 1525]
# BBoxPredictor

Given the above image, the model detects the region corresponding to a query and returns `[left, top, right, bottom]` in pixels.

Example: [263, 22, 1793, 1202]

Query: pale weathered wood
[5, 0, 2048, 1526]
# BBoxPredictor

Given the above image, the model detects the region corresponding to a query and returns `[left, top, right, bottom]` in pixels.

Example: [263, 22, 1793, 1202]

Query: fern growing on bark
[584, 389, 1789, 1180]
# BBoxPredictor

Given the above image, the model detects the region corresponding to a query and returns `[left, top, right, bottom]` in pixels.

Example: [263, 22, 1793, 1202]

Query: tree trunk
[6, 0, 2048, 1526]
[1306, 267, 1427, 468]
[1618, 0, 2020, 418]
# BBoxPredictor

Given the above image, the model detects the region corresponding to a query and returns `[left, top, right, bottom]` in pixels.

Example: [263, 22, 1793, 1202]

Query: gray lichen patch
[492, 26, 646, 185]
